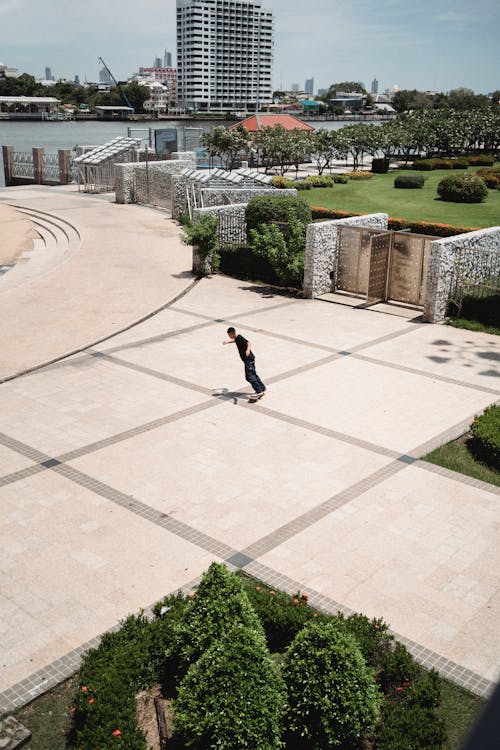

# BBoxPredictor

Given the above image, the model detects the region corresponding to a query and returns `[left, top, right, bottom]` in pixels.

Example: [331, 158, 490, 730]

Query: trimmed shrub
[299, 175, 335, 188]
[175, 624, 287, 750]
[413, 159, 436, 171]
[242, 580, 326, 651]
[349, 170, 373, 180]
[271, 175, 295, 189]
[333, 173, 349, 184]
[294, 178, 313, 190]
[470, 405, 500, 470]
[452, 159, 469, 169]
[283, 620, 382, 749]
[372, 158, 390, 174]
[468, 154, 495, 166]
[249, 220, 305, 287]
[394, 174, 426, 189]
[477, 166, 500, 189]
[246, 194, 312, 240]
[167, 562, 264, 680]
[375, 670, 446, 750]
[437, 174, 488, 203]
[434, 158, 453, 170]
[310, 207, 479, 237]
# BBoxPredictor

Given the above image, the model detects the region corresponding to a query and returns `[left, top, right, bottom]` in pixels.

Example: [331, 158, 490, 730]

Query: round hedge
[437, 174, 488, 203]
[175, 624, 286, 750]
[394, 174, 426, 189]
[283, 620, 382, 748]
[470, 405, 500, 470]
[245, 194, 312, 234]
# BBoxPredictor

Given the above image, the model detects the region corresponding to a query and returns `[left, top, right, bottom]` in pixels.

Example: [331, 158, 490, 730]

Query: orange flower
[270, 591, 275, 596]
[396, 687, 404, 693]
[89, 698, 95, 705]
[293, 598, 299, 604]
[70, 707, 76, 714]
[313, 612, 318, 618]
[112, 729, 122, 738]
[82, 686, 88, 692]
[255, 586, 261, 591]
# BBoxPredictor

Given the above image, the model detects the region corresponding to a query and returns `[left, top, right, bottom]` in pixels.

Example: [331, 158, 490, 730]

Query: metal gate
[337, 227, 436, 307]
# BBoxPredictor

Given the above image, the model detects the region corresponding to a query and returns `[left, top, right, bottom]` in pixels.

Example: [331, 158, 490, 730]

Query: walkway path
[0, 190, 499, 716]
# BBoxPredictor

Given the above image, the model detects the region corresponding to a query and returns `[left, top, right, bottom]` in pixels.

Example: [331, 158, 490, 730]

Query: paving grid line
[1, 551, 493, 716]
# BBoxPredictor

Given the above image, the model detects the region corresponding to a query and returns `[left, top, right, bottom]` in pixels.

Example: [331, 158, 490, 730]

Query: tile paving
[0, 208, 499, 714]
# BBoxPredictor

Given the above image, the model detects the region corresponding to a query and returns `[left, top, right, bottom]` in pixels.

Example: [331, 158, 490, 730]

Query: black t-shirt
[235, 334, 255, 363]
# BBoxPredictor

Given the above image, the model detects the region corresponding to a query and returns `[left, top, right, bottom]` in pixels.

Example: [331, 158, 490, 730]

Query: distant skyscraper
[305, 77, 314, 96]
[291, 83, 300, 93]
[317, 88, 328, 97]
[164, 49, 172, 67]
[177, 0, 274, 113]
[371, 78, 379, 94]
[74, 74, 80, 85]
[154, 56, 163, 68]
[45, 66, 53, 81]
[99, 66, 112, 84]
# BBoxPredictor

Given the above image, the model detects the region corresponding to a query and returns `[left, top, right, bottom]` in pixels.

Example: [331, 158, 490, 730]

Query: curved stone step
[0, 206, 81, 292]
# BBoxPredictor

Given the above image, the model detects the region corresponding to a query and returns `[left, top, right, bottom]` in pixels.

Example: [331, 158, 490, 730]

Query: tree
[202, 124, 249, 169]
[310, 129, 342, 174]
[327, 81, 366, 95]
[336, 123, 381, 170]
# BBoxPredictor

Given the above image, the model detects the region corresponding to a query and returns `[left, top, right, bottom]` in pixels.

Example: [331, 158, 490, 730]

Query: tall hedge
[166, 562, 264, 679]
[245, 194, 312, 240]
[437, 174, 488, 203]
[283, 620, 382, 749]
[175, 624, 287, 750]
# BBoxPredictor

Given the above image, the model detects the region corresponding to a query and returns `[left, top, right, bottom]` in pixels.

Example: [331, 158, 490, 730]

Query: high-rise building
[99, 66, 112, 84]
[45, 66, 53, 81]
[154, 56, 163, 68]
[74, 74, 80, 85]
[371, 77, 379, 94]
[176, 0, 274, 113]
[164, 49, 173, 67]
[291, 83, 299, 93]
[305, 77, 314, 96]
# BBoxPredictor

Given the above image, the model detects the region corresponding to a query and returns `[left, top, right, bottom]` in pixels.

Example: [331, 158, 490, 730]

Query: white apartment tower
[176, 0, 273, 113]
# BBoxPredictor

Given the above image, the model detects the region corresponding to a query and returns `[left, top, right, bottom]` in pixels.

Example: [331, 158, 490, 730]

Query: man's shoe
[257, 391, 266, 399]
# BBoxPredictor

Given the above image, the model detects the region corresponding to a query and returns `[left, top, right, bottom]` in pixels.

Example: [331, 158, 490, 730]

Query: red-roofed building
[230, 114, 315, 132]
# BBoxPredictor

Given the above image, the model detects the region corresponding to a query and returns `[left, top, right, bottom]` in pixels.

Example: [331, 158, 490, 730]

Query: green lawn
[424, 434, 500, 488]
[304, 168, 500, 228]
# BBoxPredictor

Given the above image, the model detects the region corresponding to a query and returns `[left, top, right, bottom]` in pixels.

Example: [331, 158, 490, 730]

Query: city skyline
[0, 0, 498, 93]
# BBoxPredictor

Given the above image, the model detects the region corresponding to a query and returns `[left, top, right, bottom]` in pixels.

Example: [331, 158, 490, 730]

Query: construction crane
[98, 56, 134, 111]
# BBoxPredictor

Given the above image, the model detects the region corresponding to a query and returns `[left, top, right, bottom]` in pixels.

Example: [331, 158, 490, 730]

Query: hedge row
[71, 564, 447, 749]
[470, 405, 500, 470]
[413, 155, 495, 170]
[310, 206, 480, 237]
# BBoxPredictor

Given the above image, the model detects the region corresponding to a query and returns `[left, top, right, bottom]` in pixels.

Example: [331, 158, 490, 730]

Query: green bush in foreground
[283, 620, 382, 749]
[175, 624, 287, 750]
[394, 174, 426, 189]
[166, 562, 263, 681]
[437, 174, 488, 203]
[245, 194, 312, 240]
[470, 405, 500, 470]
[249, 219, 305, 288]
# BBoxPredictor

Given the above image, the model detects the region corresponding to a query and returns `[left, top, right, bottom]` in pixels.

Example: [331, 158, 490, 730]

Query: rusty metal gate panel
[388, 233, 433, 306]
[367, 232, 392, 303]
[337, 226, 384, 296]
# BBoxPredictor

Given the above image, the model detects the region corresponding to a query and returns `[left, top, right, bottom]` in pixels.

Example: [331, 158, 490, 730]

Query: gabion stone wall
[424, 227, 500, 323]
[303, 214, 389, 298]
[115, 160, 193, 207]
[193, 204, 248, 247]
[171, 152, 197, 162]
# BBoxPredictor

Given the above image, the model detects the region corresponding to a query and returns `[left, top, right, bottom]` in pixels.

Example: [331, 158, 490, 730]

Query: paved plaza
[0, 187, 499, 714]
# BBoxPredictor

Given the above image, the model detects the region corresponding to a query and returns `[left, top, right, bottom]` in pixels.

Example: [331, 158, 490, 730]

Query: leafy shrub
[394, 174, 426, 189]
[333, 173, 349, 184]
[166, 562, 263, 681]
[372, 158, 390, 173]
[452, 159, 469, 169]
[437, 174, 488, 203]
[72, 614, 156, 750]
[413, 159, 436, 171]
[242, 579, 326, 651]
[219, 244, 277, 285]
[283, 620, 382, 749]
[434, 158, 453, 169]
[477, 166, 500, 188]
[180, 214, 221, 273]
[468, 154, 495, 166]
[470, 405, 500, 470]
[245, 194, 312, 239]
[175, 624, 286, 750]
[294, 178, 313, 190]
[375, 670, 446, 750]
[249, 220, 305, 287]
[271, 175, 295, 189]
[302, 174, 335, 188]
[349, 170, 373, 180]
[310, 207, 479, 237]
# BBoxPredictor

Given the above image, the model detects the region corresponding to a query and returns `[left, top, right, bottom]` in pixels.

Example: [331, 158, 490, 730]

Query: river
[0, 118, 376, 187]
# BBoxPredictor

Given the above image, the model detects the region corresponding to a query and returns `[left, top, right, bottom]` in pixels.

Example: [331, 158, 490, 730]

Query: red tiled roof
[230, 114, 315, 132]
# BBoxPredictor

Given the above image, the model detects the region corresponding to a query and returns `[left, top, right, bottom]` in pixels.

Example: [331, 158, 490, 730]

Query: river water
[0, 118, 369, 187]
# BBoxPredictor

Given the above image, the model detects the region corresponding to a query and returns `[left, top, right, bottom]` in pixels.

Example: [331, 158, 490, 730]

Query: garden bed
[10, 565, 487, 749]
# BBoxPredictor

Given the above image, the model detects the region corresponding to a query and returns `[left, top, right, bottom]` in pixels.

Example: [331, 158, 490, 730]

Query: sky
[0, 0, 499, 94]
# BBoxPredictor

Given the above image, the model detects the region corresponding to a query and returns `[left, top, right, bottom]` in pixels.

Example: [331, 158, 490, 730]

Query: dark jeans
[244, 360, 265, 394]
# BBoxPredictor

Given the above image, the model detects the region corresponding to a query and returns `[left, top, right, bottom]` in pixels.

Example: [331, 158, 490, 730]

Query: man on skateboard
[223, 327, 266, 401]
